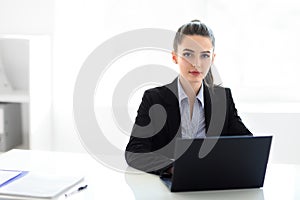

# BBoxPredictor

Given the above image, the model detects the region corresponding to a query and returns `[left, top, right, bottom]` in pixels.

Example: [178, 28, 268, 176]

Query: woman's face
[172, 35, 215, 86]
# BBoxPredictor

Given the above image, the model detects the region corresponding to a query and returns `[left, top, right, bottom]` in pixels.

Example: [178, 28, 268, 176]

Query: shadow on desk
[124, 167, 264, 200]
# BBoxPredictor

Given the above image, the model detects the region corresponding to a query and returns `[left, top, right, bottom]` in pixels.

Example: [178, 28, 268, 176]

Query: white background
[0, 0, 300, 164]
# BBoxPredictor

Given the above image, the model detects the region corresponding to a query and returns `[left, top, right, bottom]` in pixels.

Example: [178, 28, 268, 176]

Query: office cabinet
[0, 35, 52, 151]
[0, 103, 22, 151]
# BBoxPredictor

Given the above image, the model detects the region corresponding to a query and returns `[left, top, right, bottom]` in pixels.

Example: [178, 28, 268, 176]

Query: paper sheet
[0, 170, 22, 187]
[0, 172, 84, 199]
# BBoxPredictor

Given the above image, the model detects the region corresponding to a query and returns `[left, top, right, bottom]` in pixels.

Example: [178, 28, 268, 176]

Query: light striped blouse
[177, 78, 206, 139]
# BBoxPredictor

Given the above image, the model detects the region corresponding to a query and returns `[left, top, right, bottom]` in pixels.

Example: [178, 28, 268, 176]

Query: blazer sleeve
[125, 90, 173, 175]
[226, 88, 252, 136]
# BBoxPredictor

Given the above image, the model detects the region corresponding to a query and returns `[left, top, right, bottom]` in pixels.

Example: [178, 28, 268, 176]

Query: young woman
[125, 20, 252, 175]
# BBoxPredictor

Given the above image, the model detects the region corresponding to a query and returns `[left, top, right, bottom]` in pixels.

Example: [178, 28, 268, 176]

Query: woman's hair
[173, 20, 215, 88]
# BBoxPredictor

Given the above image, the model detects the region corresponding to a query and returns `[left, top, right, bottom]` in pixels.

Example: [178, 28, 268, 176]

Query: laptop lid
[161, 136, 272, 192]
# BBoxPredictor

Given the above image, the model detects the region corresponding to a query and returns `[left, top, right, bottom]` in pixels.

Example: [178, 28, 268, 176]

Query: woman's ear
[172, 51, 178, 64]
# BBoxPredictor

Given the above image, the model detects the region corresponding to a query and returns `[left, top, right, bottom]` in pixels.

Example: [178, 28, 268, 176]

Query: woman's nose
[193, 56, 201, 68]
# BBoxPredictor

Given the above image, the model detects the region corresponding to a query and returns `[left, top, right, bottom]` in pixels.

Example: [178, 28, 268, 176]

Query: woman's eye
[183, 52, 192, 57]
[201, 54, 210, 59]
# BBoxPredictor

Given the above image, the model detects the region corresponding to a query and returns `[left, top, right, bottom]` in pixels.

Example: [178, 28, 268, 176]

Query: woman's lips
[189, 71, 201, 76]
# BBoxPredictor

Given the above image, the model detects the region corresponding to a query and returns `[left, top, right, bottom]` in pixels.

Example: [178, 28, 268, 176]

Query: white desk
[0, 149, 299, 200]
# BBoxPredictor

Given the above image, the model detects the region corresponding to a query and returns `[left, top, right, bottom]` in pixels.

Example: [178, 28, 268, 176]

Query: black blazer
[125, 78, 252, 175]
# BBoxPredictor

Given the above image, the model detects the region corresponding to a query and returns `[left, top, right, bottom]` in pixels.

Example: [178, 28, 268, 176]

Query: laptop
[160, 136, 272, 192]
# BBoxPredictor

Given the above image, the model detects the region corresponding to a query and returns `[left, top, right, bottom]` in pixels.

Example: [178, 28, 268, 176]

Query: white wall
[0, 0, 54, 34]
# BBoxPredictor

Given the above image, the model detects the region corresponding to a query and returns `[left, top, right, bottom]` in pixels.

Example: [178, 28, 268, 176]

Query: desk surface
[0, 149, 299, 200]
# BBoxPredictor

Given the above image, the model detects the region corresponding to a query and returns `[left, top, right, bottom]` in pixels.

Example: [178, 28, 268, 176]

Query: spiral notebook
[0, 170, 84, 199]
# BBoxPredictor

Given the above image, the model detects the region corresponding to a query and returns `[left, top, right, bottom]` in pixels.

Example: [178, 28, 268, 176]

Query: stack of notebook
[0, 169, 84, 199]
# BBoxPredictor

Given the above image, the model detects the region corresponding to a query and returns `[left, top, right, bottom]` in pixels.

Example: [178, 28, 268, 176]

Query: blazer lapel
[165, 78, 180, 106]
[204, 84, 212, 132]
[165, 77, 182, 138]
[203, 85, 227, 136]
